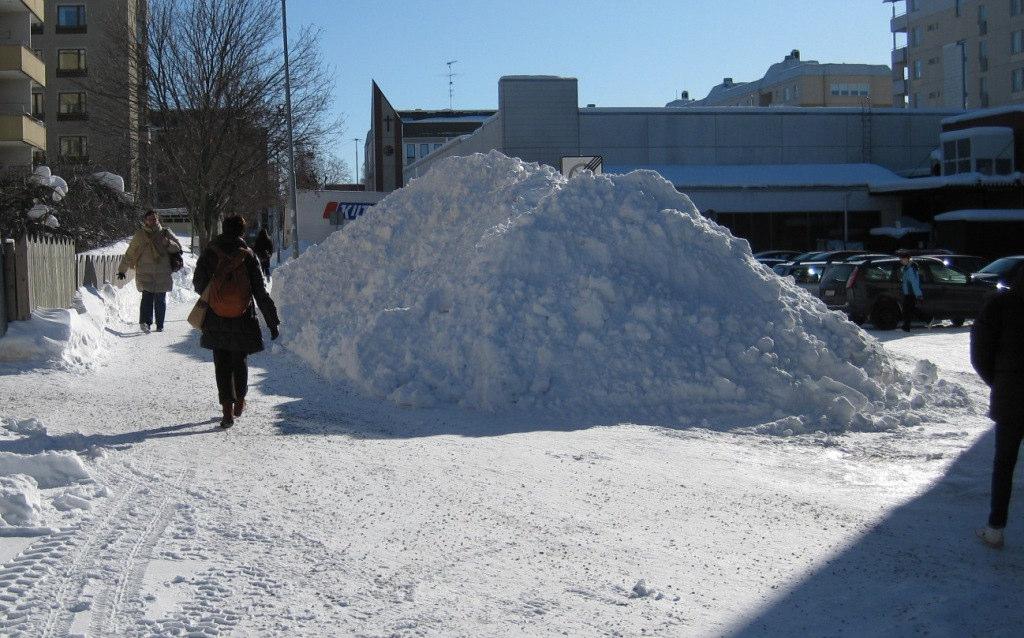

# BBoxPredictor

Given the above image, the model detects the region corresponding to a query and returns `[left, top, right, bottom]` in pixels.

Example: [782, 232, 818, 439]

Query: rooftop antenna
[446, 60, 458, 110]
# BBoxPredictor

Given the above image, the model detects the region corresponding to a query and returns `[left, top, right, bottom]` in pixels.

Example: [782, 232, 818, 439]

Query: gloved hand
[270, 325, 280, 341]
[116, 272, 126, 281]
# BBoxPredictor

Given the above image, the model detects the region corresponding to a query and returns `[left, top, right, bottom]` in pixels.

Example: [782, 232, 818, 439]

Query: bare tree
[94, 0, 342, 249]
[295, 144, 352, 190]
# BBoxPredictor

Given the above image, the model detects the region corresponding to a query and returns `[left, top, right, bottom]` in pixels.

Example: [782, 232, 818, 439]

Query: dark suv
[819, 257, 993, 329]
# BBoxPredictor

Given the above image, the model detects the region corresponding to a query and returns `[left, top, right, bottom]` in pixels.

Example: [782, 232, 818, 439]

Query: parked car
[788, 261, 828, 293]
[756, 257, 790, 270]
[971, 256, 1024, 290]
[774, 250, 869, 276]
[820, 256, 994, 329]
[754, 250, 802, 262]
[922, 254, 987, 276]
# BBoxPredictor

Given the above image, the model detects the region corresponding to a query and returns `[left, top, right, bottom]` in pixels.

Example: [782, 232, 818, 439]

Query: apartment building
[668, 50, 893, 108]
[888, 0, 1024, 109]
[0, 0, 45, 173]
[31, 0, 144, 192]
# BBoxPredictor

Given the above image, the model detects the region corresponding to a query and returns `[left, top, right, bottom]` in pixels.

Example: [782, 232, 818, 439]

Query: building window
[912, 93, 921, 108]
[783, 86, 791, 101]
[59, 136, 88, 161]
[56, 5, 87, 32]
[405, 143, 415, 165]
[57, 92, 87, 120]
[31, 93, 44, 119]
[979, 5, 988, 34]
[909, 0, 918, 10]
[1014, 0, 1024, 16]
[432, 143, 443, 151]
[57, 49, 87, 76]
[419, 143, 429, 158]
[942, 138, 972, 174]
[909, 26, 922, 46]
[913, 60, 923, 79]
[955, 0, 962, 16]
[1015, 31, 1024, 54]
[1013, 68, 1024, 92]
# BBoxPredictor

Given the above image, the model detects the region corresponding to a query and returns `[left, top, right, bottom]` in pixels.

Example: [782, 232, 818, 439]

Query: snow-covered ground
[0, 161, 1021, 635]
[0, 295, 1019, 635]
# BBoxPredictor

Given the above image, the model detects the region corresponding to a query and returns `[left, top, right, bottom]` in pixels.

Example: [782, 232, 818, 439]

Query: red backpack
[208, 246, 252, 318]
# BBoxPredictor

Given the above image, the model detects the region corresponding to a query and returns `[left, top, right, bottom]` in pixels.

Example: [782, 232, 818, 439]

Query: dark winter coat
[253, 231, 274, 264]
[971, 271, 1024, 423]
[193, 234, 280, 354]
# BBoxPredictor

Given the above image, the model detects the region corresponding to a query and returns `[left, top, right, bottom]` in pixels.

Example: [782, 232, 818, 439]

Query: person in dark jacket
[193, 215, 281, 428]
[253, 227, 274, 278]
[971, 269, 1024, 549]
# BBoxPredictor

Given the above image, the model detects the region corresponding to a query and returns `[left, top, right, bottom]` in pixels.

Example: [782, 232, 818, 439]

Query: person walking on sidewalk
[253, 227, 274, 278]
[897, 250, 925, 332]
[193, 215, 280, 428]
[117, 209, 183, 333]
[971, 270, 1024, 549]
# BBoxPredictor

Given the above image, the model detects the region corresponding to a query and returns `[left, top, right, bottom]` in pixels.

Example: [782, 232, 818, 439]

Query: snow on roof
[605, 163, 903, 188]
[587, 105, 957, 116]
[939, 126, 1013, 140]
[870, 172, 1024, 193]
[941, 104, 1024, 126]
[402, 115, 494, 124]
[933, 209, 1024, 222]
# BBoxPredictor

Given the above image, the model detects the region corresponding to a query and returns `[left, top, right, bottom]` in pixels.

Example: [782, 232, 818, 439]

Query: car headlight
[997, 281, 1009, 291]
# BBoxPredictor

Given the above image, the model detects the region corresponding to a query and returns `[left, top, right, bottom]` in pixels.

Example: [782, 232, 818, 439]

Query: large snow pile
[274, 151, 918, 429]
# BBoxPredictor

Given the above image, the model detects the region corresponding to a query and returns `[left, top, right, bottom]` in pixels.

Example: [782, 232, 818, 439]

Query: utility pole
[281, 0, 300, 259]
[353, 138, 361, 185]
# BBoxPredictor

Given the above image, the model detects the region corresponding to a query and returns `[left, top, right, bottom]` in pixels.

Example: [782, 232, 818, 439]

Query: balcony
[892, 46, 908, 67]
[893, 78, 908, 95]
[0, 113, 46, 150]
[0, 45, 45, 86]
[891, 12, 909, 33]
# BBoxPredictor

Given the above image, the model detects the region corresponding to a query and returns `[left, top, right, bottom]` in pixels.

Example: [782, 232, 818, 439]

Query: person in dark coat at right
[253, 227, 274, 278]
[194, 215, 281, 428]
[971, 269, 1024, 549]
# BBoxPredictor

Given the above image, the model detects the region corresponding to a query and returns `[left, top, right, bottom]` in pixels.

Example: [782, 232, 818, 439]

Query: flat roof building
[403, 75, 964, 252]
[668, 50, 893, 108]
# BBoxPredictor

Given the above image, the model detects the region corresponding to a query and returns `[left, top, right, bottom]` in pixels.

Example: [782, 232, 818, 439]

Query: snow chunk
[0, 475, 44, 527]
[274, 151, 904, 429]
[0, 451, 92, 489]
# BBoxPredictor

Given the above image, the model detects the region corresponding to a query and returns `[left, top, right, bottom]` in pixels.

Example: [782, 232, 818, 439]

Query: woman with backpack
[117, 209, 183, 333]
[193, 215, 281, 428]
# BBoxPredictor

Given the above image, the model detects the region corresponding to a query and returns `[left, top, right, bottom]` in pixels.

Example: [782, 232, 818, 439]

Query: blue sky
[288, 0, 897, 153]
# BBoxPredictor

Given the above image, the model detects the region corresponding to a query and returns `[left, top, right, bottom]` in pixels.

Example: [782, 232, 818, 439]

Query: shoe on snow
[140, 323, 151, 333]
[220, 417, 234, 429]
[976, 526, 1005, 549]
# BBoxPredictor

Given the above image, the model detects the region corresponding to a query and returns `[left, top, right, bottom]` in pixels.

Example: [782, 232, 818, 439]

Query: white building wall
[296, 189, 386, 246]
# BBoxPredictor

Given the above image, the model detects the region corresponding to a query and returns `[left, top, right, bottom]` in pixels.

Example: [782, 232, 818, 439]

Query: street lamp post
[353, 138, 361, 185]
[281, 0, 300, 259]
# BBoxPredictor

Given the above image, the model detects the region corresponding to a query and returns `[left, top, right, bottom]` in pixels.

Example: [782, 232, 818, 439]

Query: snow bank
[273, 151, 912, 429]
[0, 417, 104, 531]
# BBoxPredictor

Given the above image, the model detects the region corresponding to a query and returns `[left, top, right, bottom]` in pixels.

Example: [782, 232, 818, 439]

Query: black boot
[220, 403, 234, 428]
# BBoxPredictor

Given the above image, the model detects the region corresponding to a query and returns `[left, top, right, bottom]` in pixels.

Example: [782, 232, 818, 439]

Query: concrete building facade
[669, 50, 893, 108]
[31, 0, 143, 192]
[405, 76, 962, 252]
[0, 0, 44, 173]
[888, 0, 1024, 109]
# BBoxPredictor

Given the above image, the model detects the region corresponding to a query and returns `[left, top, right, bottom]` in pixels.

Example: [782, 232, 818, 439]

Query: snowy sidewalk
[1, 301, 1022, 636]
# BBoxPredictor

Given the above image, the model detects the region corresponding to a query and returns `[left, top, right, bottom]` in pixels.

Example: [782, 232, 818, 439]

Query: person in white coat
[117, 210, 182, 332]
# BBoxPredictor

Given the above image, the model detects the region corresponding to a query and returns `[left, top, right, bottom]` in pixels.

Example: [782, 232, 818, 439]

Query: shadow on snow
[727, 429, 1024, 637]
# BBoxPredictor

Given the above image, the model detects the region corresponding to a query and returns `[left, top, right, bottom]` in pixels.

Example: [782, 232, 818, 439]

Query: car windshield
[977, 257, 1023, 276]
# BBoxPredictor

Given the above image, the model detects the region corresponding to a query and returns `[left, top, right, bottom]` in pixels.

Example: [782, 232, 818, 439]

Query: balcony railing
[0, 112, 46, 150]
[0, 45, 46, 86]
[892, 46, 908, 66]
[891, 12, 909, 33]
